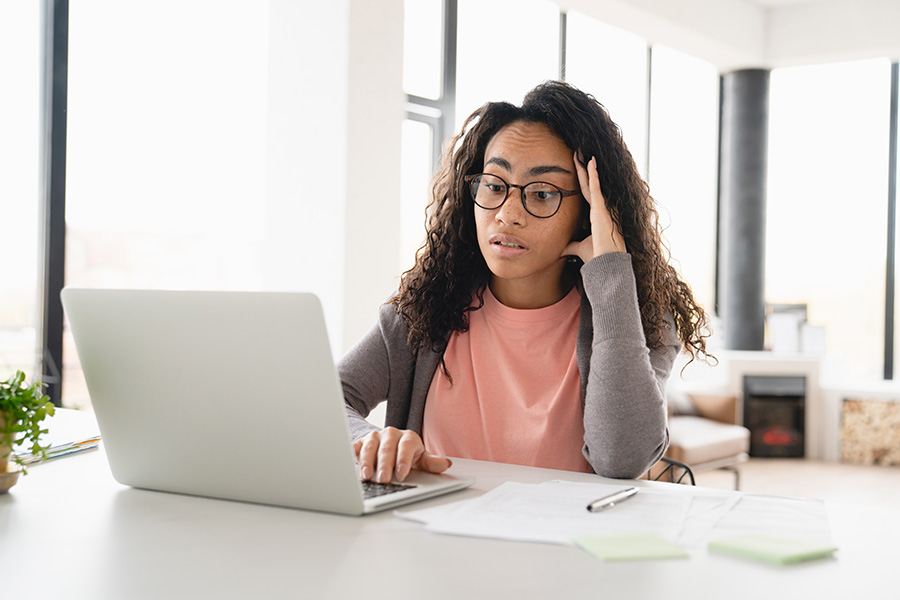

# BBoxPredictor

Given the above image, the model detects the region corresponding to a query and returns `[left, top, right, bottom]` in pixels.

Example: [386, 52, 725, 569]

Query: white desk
[1, 413, 897, 600]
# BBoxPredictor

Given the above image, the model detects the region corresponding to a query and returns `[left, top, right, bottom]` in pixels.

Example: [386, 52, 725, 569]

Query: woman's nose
[496, 187, 527, 225]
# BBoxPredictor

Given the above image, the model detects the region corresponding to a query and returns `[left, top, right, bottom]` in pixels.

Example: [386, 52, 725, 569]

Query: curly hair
[392, 80, 710, 363]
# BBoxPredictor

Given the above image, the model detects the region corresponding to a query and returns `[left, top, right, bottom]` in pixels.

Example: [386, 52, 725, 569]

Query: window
[564, 11, 649, 178]
[403, 0, 444, 100]
[64, 0, 270, 408]
[455, 0, 559, 130]
[0, 2, 42, 378]
[400, 119, 435, 273]
[401, 0, 445, 276]
[768, 58, 892, 380]
[647, 45, 720, 313]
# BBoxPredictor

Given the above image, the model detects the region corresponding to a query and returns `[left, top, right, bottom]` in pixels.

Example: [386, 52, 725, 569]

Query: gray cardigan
[338, 252, 680, 479]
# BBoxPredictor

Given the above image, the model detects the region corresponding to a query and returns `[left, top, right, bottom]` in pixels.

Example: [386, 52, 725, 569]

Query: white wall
[343, 0, 405, 352]
[265, 0, 348, 350]
[264, 0, 403, 354]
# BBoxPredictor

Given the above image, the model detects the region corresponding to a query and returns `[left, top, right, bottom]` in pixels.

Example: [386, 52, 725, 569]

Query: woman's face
[474, 121, 584, 308]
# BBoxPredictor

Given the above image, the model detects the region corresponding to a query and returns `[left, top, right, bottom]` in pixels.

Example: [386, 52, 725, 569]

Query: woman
[340, 80, 709, 483]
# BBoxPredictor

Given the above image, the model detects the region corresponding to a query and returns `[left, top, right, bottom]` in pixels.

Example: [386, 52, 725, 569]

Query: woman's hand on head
[353, 427, 452, 484]
[563, 154, 626, 263]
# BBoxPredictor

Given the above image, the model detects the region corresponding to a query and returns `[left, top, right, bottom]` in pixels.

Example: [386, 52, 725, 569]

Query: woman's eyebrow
[528, 165, 572, 176]
[485, 157, 511, 171]
[484, 157, 572, 177]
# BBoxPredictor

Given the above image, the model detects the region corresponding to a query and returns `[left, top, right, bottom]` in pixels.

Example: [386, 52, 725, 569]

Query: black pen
[586, 486, 639, 512]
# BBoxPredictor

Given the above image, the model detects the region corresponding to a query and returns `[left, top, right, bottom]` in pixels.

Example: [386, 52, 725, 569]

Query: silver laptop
[61, 288, 473, 515]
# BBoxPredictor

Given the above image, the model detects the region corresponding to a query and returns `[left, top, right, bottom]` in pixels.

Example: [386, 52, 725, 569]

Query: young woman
[340, 81, 709, 483]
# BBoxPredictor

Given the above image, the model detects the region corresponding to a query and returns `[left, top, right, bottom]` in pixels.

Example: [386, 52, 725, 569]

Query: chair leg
[719, 466, 740, 491]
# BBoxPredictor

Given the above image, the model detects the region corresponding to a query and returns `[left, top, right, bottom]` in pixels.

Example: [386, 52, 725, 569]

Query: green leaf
[1, 370, 54, 474]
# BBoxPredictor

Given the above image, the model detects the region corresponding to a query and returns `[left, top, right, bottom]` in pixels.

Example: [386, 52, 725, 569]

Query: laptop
[61, 288, 474, 515]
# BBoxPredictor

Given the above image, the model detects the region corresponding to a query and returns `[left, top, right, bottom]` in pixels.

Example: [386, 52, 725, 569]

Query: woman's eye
[528, 188, 560, 202]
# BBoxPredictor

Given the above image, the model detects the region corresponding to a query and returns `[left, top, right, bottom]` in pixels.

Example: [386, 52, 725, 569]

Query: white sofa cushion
[668, 415, 750, 466]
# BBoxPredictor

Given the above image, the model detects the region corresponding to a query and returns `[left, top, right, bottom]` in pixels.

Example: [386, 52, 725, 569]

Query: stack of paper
[397, 480, 836, 564]
[398, 480, 737, 547]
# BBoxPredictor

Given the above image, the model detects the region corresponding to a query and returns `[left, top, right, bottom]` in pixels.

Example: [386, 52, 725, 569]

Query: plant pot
[0, 412, 20, 494]
[0, 466, 20, 494]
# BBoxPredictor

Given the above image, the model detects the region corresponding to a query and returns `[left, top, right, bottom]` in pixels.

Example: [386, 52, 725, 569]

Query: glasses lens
[523, 182, 562, 217]
[472, 174, 507, 209]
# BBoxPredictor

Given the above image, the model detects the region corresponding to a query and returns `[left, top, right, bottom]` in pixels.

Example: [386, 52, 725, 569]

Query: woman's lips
[488, 233, 529, 257]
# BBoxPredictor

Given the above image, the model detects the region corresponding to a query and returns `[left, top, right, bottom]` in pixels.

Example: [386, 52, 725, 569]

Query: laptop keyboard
[361, 480, 417, 499]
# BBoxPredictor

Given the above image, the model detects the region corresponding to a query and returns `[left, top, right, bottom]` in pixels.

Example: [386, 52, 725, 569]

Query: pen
[586, 486, 639, 512]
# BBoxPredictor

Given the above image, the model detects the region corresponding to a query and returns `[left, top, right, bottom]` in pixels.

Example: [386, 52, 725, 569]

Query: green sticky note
[708, 533, 838, 565]
[574, 533, 689, 561]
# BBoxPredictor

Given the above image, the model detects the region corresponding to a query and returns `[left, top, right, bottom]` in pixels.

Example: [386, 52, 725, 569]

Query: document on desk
[397, 482, 832, 553]
[709, 494, 834, 546]
[404, 481, 694, 545]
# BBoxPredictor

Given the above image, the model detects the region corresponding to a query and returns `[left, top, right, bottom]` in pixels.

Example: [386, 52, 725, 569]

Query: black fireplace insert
[743, 375, 806, 458]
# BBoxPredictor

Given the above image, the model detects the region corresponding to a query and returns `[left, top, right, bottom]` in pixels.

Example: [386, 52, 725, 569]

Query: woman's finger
[375, 427, 403, 483]
[419, 452, 453, 475]
[395, 430, 426, 481]
[586, 157, 605, 213]
[357, 432, 381, 481]
[573, 152, 593, 207]
[578, 155, 626, 256]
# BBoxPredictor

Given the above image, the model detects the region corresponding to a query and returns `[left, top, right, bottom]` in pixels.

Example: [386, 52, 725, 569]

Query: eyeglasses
[464, 173, 580, 219]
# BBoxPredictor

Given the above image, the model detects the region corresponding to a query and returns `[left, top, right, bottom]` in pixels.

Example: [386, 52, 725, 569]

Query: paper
[419, 481, 692, 545]
[574, 532, 690, 561]
[397, 483, 834, 555]
[708, 533, 838, 565]
[709, 494, 835, 546]
[676, 492, 741, 546]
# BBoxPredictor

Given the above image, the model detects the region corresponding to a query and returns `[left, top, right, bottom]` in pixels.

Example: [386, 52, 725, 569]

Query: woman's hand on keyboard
[354, 427, 452, 484]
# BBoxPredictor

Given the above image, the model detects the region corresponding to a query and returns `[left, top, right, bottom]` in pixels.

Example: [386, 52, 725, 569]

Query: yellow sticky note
[708, 533, 838, 565]
[574, 533, 689, 561]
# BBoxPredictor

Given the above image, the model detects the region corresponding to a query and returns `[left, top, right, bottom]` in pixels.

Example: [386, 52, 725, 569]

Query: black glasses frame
[464, 173, 581, 219]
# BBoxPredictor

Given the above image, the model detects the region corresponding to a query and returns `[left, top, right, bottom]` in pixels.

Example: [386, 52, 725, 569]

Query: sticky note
[574, 533, 689, 561]
[708, 533, 838, 565]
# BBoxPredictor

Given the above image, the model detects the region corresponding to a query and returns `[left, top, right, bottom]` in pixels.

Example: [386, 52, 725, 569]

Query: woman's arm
[338, 316, 392, 442]
[579, 253, 677, 478]
[563, 155, 676, 478]
[338, 302, 451, 482]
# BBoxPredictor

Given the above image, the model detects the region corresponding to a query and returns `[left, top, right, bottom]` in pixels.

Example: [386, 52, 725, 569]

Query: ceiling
[745, 0, 837, 7]
[562, 0, 900, 71]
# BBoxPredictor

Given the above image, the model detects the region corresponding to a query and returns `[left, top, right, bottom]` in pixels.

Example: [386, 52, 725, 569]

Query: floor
[690, 458, 900, 509]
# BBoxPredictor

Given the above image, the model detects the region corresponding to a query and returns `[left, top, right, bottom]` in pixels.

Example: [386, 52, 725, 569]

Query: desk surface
[1, 412, 897, 600]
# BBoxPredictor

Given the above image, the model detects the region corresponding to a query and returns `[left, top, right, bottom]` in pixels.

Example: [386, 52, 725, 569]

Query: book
[14, 436, 101, 466]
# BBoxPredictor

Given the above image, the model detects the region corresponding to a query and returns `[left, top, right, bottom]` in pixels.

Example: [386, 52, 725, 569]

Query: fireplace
[743, 375, 806, 458]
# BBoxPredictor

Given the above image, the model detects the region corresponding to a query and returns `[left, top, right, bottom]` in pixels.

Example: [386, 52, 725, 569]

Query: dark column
[884, 62, 898, 379]
[718, 69, 770, 351]
[40, 0, 69, 406]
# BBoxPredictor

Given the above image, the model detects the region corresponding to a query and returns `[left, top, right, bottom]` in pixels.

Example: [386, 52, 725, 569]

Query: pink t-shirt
[422, 286, 590, 473]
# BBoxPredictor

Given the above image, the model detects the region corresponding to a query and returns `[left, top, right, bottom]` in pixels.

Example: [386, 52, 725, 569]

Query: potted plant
[1, 370, 55, 493]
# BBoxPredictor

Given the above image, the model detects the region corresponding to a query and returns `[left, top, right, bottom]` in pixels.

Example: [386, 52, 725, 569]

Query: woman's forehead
[484, 121, 573, 170]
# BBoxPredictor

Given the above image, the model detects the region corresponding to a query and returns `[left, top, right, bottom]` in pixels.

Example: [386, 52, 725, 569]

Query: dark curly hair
[392, 80, 710, 362]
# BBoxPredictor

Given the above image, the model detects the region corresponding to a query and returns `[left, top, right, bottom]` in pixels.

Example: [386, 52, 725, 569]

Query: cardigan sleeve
[579, 252, 680, 478]
[338, 300, 433, 442]
[338, 312, 392, 442]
